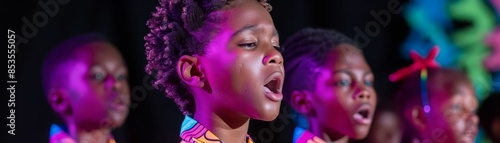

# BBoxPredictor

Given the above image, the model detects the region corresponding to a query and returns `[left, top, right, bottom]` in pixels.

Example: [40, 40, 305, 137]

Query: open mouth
[263, 72, 284, 102]
[462, 127, 477, 143]
[264, 78, 280, 94]
[111, 95, 130, 112]
[353, 104, 372, 125]
[358, 110, 369, 118]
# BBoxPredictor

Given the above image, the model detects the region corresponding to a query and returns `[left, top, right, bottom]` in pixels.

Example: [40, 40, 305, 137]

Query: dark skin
[366, 110, 402, 143]
[291, 44, 377, 142]
[48, 41, 130, 143]
[176, 0, 284, 142]
[406, 78, 479, 143]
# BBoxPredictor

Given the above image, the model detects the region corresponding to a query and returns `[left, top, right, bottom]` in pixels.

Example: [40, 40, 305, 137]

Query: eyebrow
[231, 25, 279, 38]
[89, 63, 127, 72]
[332, 69, 373, 77]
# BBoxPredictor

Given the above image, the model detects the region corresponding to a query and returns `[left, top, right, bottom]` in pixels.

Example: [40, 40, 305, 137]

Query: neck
[193, 98, 250, 143]
[67, 121, 111, 143]
[308, 119, 349, 143]
[416, 130, 433, 143]
[404, 128, 427, 143]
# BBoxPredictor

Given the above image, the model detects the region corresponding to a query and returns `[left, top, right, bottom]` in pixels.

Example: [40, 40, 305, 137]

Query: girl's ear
[176, 55, 205, 88]
[406, 106, 428, 132]
[48, 88, 72, 117]
[291, 90, 316, 117]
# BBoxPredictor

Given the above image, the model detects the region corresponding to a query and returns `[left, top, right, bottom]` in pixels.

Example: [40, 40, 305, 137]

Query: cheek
[235, 59, 268, 113]
[204, 57, 237, 93]
[120, 82, 131, 96]
[71, 93, 109, 123]
[312, 86, 333, 112]
[439, 110, 464, 130]
[432, 110, 464, 138]
[78, 84, 108, 108]
[204, 51, 266, 107]
[369, 89, 377, 104]
[315, 87, 352, 119]
[449, 117, 467, 133]
[229, 54, 264, 94]
[204, 49, 239, 83]
[80, 93, 106, 108]
[335, 90, 355, 113]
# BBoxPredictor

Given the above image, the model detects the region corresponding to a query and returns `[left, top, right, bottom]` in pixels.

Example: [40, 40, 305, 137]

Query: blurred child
[42, 33, 130, 143]
[363, 101, 402, 143]
[144, 0, 283, 142]
[282, 28, 377, 143]
[392, 47, 479, 143]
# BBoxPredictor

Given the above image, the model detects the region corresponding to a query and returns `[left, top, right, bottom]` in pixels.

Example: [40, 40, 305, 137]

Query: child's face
[425, 82, 478, 143]
[199, 0, 283, 121]
[309, 44, 376, 139]
[66, 42, 130, 130]
[367, 111, 402, 143]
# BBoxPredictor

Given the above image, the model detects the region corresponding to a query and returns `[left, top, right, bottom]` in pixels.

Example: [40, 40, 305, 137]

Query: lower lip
[353, 113, 371, 125]
[462, 130, 476, 143]
[263, 87, 283, 102]
[111, 103, 128, 112]
[462, 136, 474, 143]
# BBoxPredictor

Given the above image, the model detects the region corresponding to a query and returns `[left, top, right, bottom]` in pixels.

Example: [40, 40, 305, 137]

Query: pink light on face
[62, 42, 129, 130]
[67, 61, 89, 93]
[193, 0, 283, 122]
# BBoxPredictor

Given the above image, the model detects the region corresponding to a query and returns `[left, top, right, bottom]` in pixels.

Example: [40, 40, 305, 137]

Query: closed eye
[238, 43, 257, 49]
[274, 46, 283, 52]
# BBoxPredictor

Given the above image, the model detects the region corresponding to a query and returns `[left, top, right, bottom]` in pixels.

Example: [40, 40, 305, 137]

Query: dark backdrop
[5, 0, 410, 142]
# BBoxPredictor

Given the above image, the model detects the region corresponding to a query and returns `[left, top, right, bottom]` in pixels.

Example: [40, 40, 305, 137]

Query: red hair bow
[389, 46, 441, 82]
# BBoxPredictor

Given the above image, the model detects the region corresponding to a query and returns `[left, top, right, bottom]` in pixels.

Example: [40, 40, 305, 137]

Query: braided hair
[144, 0, 272, 115]
[281, 28, 358, 103]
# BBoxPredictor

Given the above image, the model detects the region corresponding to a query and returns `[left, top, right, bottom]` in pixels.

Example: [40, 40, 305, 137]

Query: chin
[253, 109, 280, 121]
[110, 119, 125, 128]
[108, 115, 126, 128]
[261, 113, 279, 121]
[352, 133, 369, 140]
[256, 116, 278, 122]
[352, 130, 370, 139]
[341, 126, 367, 140]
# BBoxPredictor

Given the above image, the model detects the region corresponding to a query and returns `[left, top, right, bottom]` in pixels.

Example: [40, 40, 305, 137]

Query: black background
[5, 0, 412, 142]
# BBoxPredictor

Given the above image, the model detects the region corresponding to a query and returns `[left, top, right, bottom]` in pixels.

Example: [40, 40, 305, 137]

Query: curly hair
[281, 28, 358, 103]
[144, 0, 272, 115]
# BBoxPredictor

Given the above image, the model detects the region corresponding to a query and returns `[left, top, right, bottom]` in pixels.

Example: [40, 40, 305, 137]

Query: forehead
[71, 41, 124, 67]
[323, 44, 369, 70]
[72, 41, 120, 60]
[430, 80, 477, 108]
[220, 0, 274, 32]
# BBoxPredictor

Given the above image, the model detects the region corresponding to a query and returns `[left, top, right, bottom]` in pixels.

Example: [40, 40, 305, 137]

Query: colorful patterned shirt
[180, 115, 254, 143]
[49, 124, 116, 143]
[293, 126, 326, 143]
